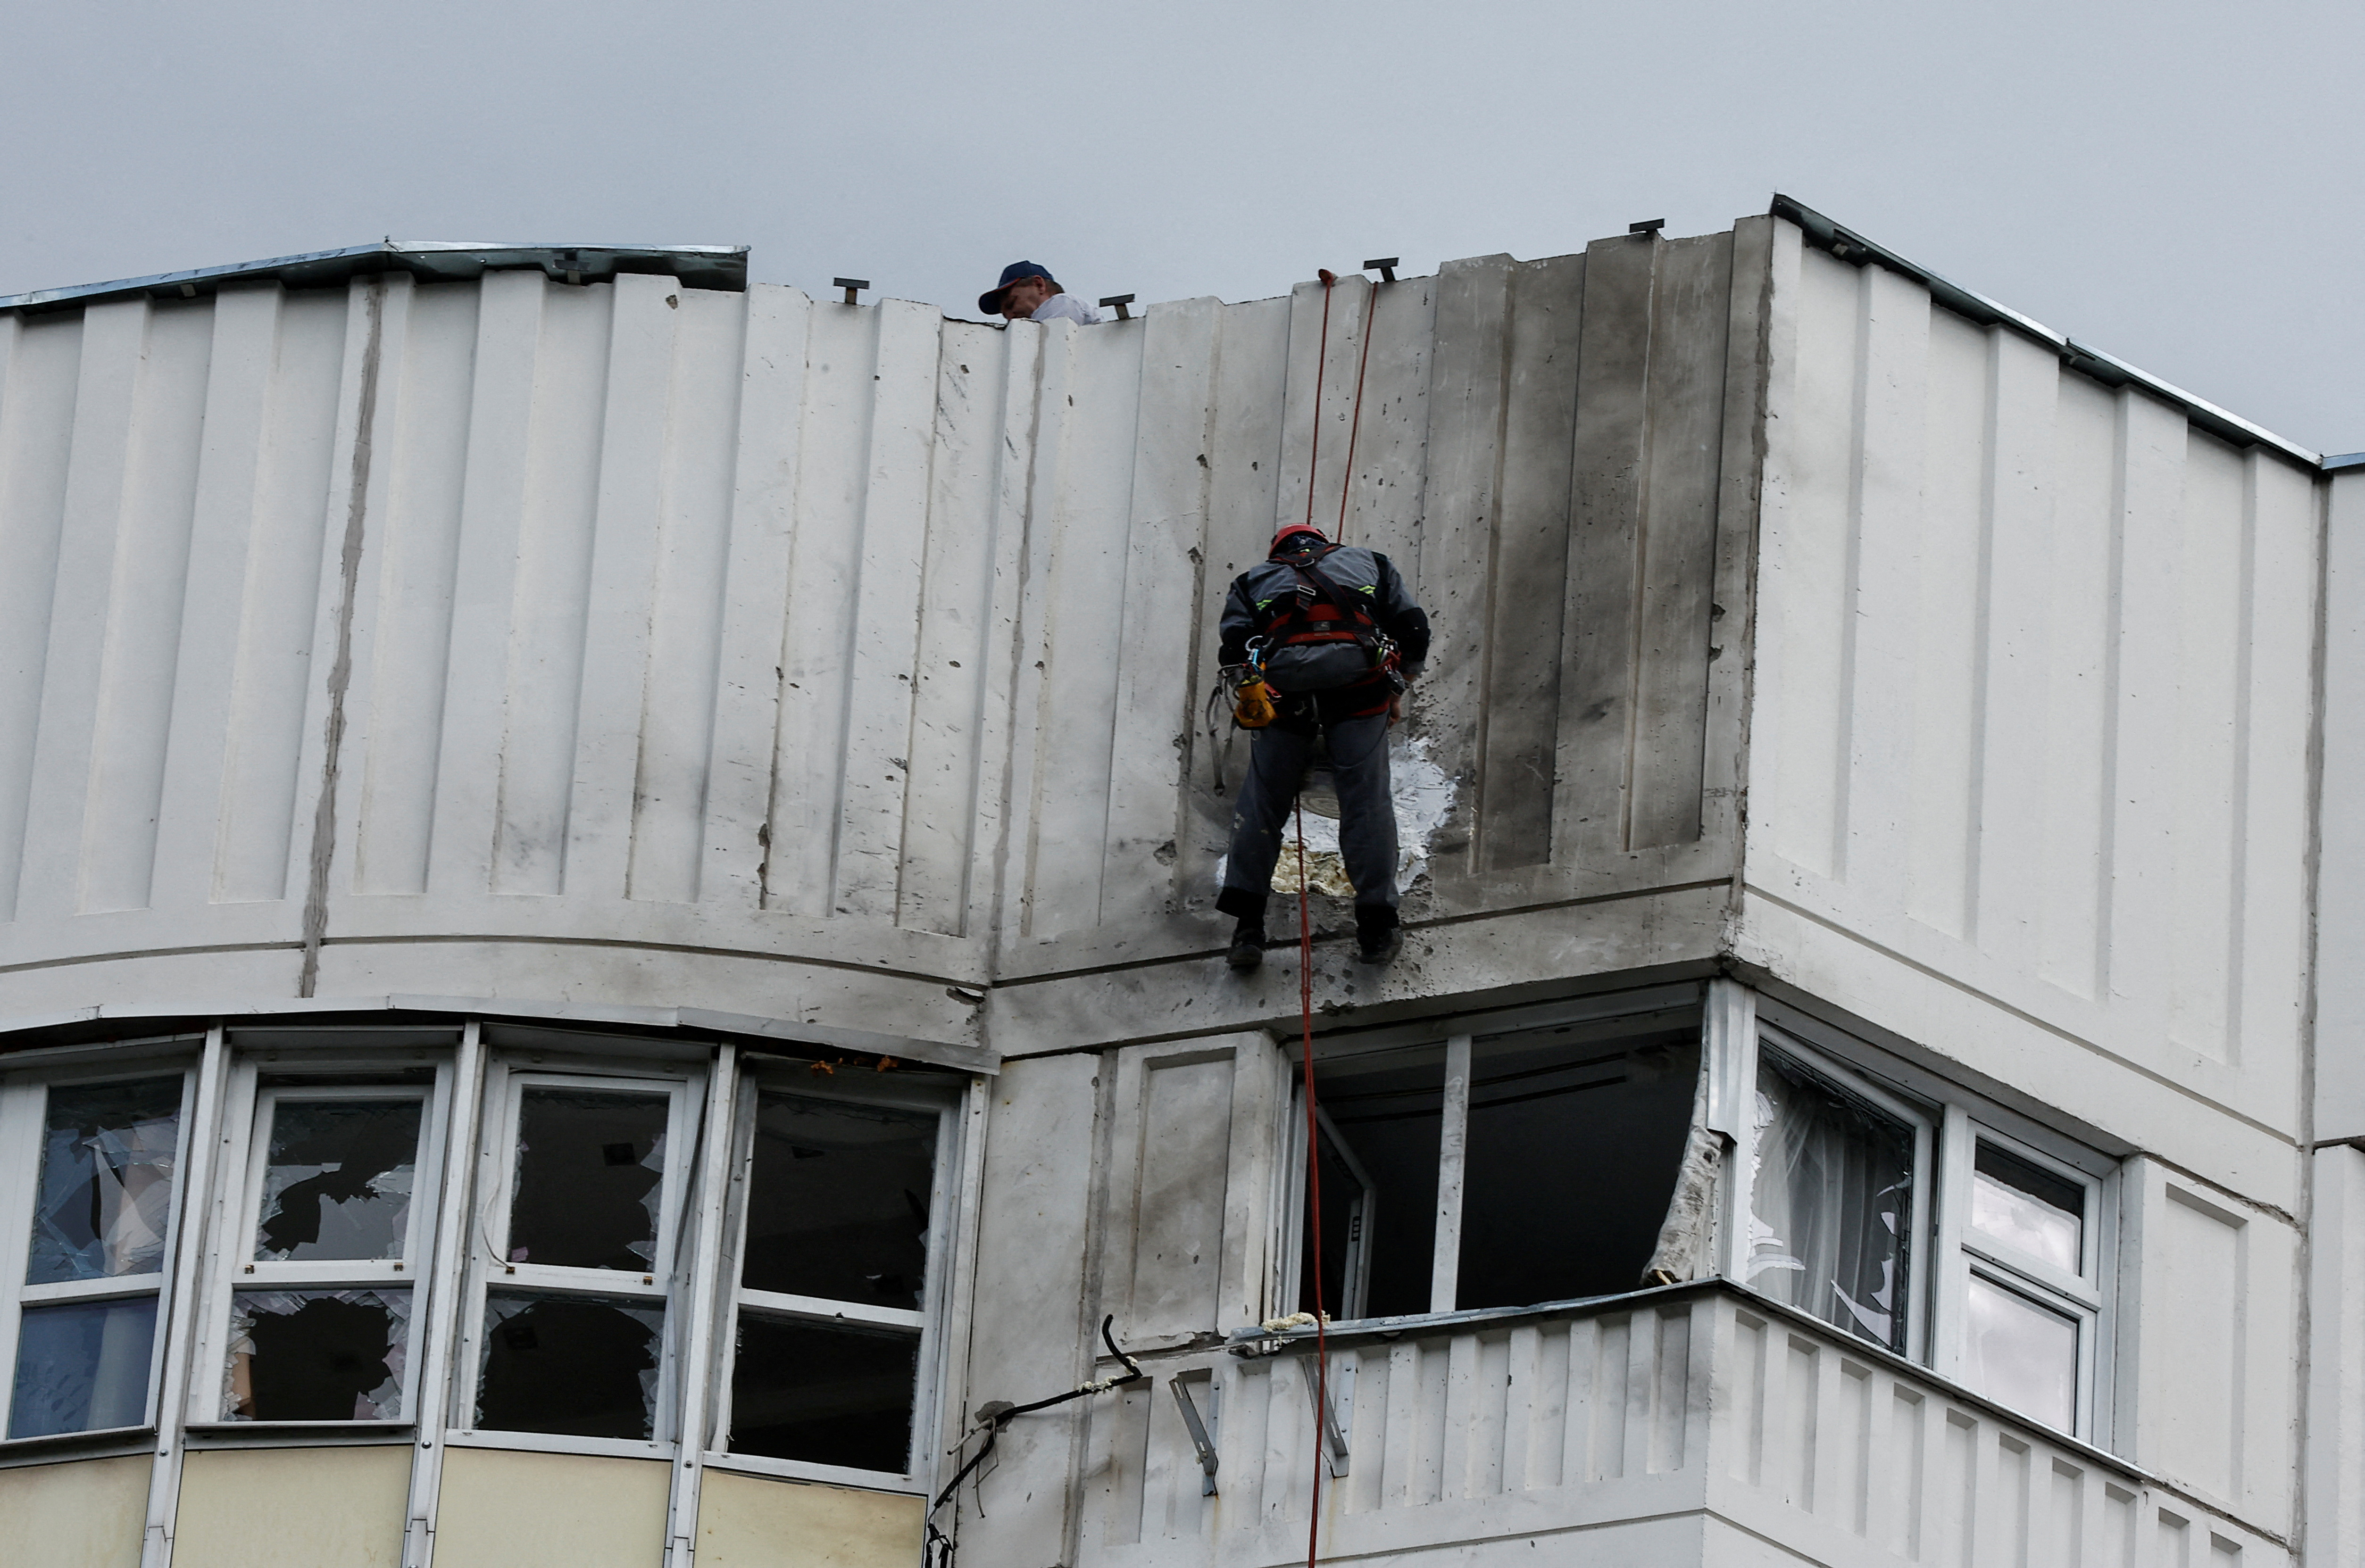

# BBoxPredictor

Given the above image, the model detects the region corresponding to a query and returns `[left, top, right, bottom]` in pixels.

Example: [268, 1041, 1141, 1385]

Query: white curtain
[1745, 1052, 1915, 1352]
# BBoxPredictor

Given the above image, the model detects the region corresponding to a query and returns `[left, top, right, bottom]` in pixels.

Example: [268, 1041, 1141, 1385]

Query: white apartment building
[0, 202, 2357, 1568]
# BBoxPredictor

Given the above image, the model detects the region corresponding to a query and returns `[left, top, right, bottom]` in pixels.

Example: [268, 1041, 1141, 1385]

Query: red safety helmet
[1271, 521, 1328, 551]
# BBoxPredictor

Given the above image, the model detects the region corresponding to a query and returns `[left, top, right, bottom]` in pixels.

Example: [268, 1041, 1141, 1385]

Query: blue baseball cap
[979, 260, 1055, 315]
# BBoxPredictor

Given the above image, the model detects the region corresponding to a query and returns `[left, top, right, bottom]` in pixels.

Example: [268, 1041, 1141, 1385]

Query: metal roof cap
[0, 241, 749, 315]
[1769, 195, 2326, 472]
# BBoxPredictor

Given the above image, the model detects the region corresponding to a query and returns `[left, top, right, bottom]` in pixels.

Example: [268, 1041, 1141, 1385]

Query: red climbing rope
[1294, 796, 1326, 1568]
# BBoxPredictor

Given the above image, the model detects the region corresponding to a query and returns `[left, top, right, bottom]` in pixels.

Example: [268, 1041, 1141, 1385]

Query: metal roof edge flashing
[2325, 452, 2365, 473]
[0, 241, 749, 316]
[1768, 195, 2325, 472]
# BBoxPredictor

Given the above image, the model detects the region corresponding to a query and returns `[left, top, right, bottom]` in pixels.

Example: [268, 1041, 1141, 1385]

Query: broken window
[718, 1086, 945, 1477]
[477, 1292, 662, 1440]
[213, 1083, 438, 1422]
[1299, 1009, 1703, 1320]
[5, 1073, 188, 1438]
[1744, 1046, 1925, 1353]
[1725, 1010, 2115, 1440]
[466, 1072, 690, 1444]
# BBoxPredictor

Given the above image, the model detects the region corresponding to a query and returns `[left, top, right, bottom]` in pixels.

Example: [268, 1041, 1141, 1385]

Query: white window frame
[1733, 996, 2121, 1444]
[699, 1063, 965, 1494]
[1279, 987, 1709, 1324]
[1740, 1027, 1938, 1361]
[1932, 1112, 2109, 1438]
[447, 1058, 705, 1461]
[187, 1059, 454, 1429]
[0, 1057, 200, 1444]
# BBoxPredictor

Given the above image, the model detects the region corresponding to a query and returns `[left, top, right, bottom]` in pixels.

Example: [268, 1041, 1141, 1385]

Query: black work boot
[1227, 921, 1267, 971]
[1354, 904, 1401, 966]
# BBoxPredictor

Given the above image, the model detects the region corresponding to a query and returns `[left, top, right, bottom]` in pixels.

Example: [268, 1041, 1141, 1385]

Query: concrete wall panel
[1747, 224, 2318, 1144]
[1095, 1032, 1284, 1348]
[431, 1447, 670, 1568]
[2119, 1157, 2298, 1532]
[0, 237, 1763, 1050]
[693, 1471, 923, 1568]
[171, 1444, 409, 1568]
[0, 1454, 147, 1568]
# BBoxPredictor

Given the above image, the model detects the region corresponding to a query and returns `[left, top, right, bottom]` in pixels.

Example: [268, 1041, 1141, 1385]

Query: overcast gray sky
[4, 0, 2357, 454]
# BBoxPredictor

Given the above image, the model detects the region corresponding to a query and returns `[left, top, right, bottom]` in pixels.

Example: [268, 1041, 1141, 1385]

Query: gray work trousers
[1218, 711, 1399, 921]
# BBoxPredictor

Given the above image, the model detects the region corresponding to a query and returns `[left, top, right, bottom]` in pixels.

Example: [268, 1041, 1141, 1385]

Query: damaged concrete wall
[0, 221, 1772, 1061]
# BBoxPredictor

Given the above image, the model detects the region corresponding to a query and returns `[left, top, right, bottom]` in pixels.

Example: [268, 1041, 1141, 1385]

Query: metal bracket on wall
[1170, 1380, 1220, 1495]
[1302, 1357, 1353, 1477]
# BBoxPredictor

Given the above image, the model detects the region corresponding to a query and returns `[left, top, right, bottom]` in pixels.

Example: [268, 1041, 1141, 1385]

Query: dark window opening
[509, 1089, 668, 1270]
[1455, 1027, 1699, 1309]
[727, 1315, 918, 1473]
[742, 1094, 935, 1309]
[1300, 1020, 1703, 1319]
[475, 1292, 661, 1440]
[253, 1099, 422, 1261]
[1299, 1046, 1442, 1319]
[225, 1290, 407, 1420]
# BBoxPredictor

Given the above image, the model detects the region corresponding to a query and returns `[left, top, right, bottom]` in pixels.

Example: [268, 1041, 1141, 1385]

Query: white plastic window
[1940, 1121, 2105, 1436]
[0, 1067, 193, 1440]
[457, 1066, 700, 1450]
[1743, 1039, 1934, 1359]
[708, 1073, 957, 1485]
[200, 1070, 449, 1424]
[1725, 1007, 2116, 1442]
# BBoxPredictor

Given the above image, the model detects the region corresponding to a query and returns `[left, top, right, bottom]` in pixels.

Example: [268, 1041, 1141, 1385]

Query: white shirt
[1025, 291, 1103, 326]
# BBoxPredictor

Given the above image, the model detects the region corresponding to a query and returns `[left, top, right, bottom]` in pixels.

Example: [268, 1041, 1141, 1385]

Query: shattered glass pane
[1747, 1051, 1916, 1353]
[475, 1291, 662, 1440]
[253, 1099, 423, 1261]
[509, 1090, 669, 1271]
[8, 1296, 158, 1438]
[728, 1313, 918, 1474]
[27, 1077, 183, 1285]
[223, 1289, 409, 1421]
[742, 1094, 936, 1307]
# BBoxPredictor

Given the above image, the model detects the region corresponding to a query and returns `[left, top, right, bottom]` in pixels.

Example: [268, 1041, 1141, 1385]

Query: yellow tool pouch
[1233, 677, 1277, 729]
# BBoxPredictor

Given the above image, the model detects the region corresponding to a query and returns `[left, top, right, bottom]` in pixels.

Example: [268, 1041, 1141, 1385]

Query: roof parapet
[0, 240, 748, 316]
[1770, 194, 2326, 472]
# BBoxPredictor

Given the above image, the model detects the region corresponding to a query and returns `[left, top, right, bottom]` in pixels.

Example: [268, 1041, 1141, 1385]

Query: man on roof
[1216, 521, 1431, 969]
[978, 261, 1102, 325]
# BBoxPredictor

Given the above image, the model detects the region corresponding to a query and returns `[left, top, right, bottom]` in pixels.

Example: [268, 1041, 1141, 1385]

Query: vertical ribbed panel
[1749, 230, 2317, 1125]
[1071, 1295, 2294, 1568]
[1074, 1300, 1711, 1564]
[0, 224, 1765, 994]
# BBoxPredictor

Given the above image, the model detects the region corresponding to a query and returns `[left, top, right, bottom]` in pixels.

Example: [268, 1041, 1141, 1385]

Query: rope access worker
[1216, 521, 1431, 970]
[978, 260, 1103, 325]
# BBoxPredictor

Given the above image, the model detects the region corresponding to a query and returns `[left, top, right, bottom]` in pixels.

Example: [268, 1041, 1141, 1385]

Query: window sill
[441, 1427, 673, 1464]
[183, 1421, 416, 1450]
[700, 1449, 925, 1495]
[0, 1424, 156, 1468]
[1225, 1278, 1706, 1355]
